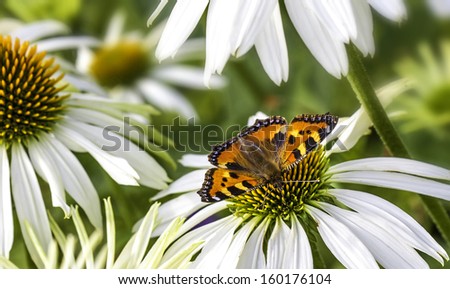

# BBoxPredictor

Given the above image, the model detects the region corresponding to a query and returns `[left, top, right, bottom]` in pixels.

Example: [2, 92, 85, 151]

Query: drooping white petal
[349, 0, 375, 56]
[328, 79, 413, 154]
[283, 214, 313, 269]
[427, 0, 450, 18]
[0, 18, 22, 34]
[330, 189, 448, 263]
[331, 171, 450, 201]
[10, 143, 52, 266]
[219, 217, 261, 269]
[203, 0, 240, 85]
[63, 74, 106, 96]
[285, 0, 348, 78]
[104, 11, 125, 45]
[311, 0, 356, 42]
[56, 121, 141, 186]
[231, 0, 277, 56]
[306, 205, 378, 268]
[329, 157, 450, 180]
[255, 2, 289, 85]
[41, 135, 103, 228]
[75, 46, 95, 74]
[152, 170, 207, 200]
[152, 65, 227, 89]
[155, 0, 209, 60]
[27, 140, 70, 217]
[320, 202, 429, 268]
[152, 192, 207, 236]
[35, 37, 100, 52]
[10, 20, 69, 42]
[161, 215, 232, 263]
[237, 217, 271, 268]
[137, 79, 197, 119]
[147, 0, 169, 26]
[179, 154, 212, 169]
[175, 201, 228, 238]
[368, 0, 407, 22]
[62, 113, 169, 189]
[191, 216, 243, 268]
[0, 145, 13, 258]
[266, 218, 290, 269]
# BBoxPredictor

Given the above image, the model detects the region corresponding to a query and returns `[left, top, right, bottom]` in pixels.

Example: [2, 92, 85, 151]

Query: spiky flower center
[90, 41, 150, 87]
[0, 35, 68, 144]
[228, 147, 331, 220]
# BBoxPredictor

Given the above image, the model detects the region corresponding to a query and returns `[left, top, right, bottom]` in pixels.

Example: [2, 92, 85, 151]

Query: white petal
[175, 201, 228, 238]
[63, 74, 106, 96]
[266, 218, 290, 269]
[152, 169, 207, 200]
[56, 122, 140, 186]
[368, 0, 407, 22]
[254, 2, 289, 85]
[64, 112, 170, 188]
[152, 65, 227, 89]
[247, 111, 270, 126]
[350, 0, 375, 56]
[328, 79, 413, 154]
[10, 143, 52, 262]
[35, 37, 100, 52]
[311, 0, 356, 42]
[27, 140, 70, 216]
[147, 0, 169, 26]
[0, 145, 13, 258]
[306, 205, 378, 268]
[237, 217, 270, 268]
[330, 171, 450, 201]
[330, 189, 448, 263]
[161, 215, 232, 262]
[320, 202, 429, 268]
[427, 0, 450, 18]
[285, 0, 348, 78]
[283, 214, 313, 269]
[179, 154, 212, 169]
[152, 192, 207, 236]
[137, 79, 197, 119]
[0, 18, 23, 34]
[155, 0, 209, 60]
[10, 20, 69, 42]
[219, 217, 261, 269]
[75, 46, 94, 74]
[191, 217, 243, 268]
[203, 0, 239, 86]
[329, 157, 450, 180]
[231, 0, 277, 56]
[42, 135, 103, 229]
[104, 11, 125, 44]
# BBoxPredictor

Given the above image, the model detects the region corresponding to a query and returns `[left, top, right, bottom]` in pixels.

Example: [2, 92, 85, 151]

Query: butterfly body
[198, 114, 338, 202]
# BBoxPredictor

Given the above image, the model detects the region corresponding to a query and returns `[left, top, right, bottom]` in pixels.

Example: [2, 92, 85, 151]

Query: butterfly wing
[197, 168, 260, 202]
[208, 116, 287, 178]
[283, 113, 338, 167]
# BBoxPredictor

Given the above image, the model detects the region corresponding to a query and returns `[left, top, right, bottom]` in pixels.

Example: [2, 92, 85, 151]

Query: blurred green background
[1, 0, 449, 268]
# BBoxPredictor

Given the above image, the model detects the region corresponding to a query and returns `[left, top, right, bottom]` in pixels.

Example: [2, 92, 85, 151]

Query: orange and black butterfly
[197, 113, 338, 202]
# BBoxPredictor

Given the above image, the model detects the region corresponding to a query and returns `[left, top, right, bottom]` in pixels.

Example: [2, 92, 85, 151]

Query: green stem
[346, 45, 450, 247]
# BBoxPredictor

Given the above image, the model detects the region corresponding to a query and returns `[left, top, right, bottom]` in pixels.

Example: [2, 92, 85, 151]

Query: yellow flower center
[0, 35, 68, 145]
[89, 41, 150, 87]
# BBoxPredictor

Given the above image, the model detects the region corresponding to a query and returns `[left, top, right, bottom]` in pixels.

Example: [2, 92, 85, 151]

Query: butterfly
[197, 113, 338, 202]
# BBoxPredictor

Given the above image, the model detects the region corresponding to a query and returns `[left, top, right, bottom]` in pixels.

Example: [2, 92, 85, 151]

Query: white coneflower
[149, 0, 407, 85]
[151, 112, 449, 269]
[76, 11, 226, 119]
[0, 199, 200, 269]
[0, 28, 171, 263]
